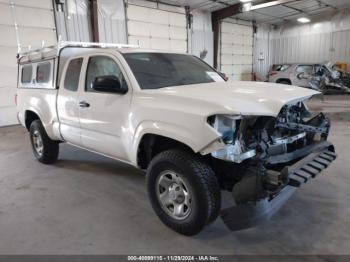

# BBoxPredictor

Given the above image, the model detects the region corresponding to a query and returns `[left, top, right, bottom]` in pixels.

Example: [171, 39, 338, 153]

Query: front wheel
[29, 120, 59, 164]
[146, 150, 221, 236]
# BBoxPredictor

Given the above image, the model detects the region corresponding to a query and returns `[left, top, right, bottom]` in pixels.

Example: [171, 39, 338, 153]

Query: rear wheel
[146, 149, 220, 236]
[29, 120, 59, 164]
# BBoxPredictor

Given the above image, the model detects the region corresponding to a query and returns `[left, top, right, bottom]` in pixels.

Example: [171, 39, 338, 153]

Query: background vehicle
[316, 63, 350, 93]
[17, 42, 336, 235]
[269, 62, 350, 93]
[268, 63, 319, 87]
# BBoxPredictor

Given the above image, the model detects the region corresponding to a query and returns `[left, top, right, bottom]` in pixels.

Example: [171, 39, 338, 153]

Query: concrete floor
[0, 95, 349, 255]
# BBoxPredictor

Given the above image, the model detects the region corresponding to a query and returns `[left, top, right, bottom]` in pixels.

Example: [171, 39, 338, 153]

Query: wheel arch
[23, 109, 61, 141]
[130, 120, 219, 168]
[24, 110, 41, 131]
[276, 78, 292, 85]
[136, 133, 195, 169]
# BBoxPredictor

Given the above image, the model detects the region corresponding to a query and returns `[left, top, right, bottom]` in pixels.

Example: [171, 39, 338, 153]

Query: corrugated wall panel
[253, 24, 271, 82]
[97, 0, 127, 44]
[55, 0, 92, 42]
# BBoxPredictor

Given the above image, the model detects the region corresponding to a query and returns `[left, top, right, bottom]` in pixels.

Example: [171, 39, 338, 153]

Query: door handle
[79, 101, 90, 108]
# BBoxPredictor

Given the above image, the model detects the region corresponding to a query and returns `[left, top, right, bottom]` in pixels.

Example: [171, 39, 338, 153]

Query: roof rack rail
[18, 41, 139, 58]
[58, 41, 139, 50]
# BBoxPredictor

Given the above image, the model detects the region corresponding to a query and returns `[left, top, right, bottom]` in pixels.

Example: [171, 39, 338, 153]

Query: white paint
[17, 47, 318, 167]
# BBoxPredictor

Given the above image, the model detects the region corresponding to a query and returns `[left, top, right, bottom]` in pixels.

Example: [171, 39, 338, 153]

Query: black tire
[29, 120, 59, 164]
[278, 80, 291, 85]
[146, 149, 220, 236]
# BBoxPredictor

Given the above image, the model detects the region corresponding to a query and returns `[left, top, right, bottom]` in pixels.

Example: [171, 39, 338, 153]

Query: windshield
[123, 52, 224, 89]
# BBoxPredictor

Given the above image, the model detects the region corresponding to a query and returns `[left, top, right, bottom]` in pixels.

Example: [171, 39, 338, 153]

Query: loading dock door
[220, 21, 253, 81]
[127, 4, 187, 52]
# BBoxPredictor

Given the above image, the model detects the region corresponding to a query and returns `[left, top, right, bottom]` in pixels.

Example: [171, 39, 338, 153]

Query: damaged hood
[143, 81, 320, 117]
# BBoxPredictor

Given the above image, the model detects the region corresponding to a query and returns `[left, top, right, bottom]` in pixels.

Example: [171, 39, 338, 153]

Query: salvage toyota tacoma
[16, 42, 336, 235]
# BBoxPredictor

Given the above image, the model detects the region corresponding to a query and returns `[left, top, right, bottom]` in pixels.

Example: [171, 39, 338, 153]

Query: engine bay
[209, 101, 334, 204]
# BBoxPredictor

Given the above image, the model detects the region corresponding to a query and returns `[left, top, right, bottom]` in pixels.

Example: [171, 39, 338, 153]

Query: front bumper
[281, 141, 336, 187]
[220, 141, 337, 231]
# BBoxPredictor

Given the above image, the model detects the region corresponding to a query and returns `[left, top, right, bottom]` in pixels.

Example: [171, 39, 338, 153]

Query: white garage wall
[0, 0, 56, 126]
[220, 19, 253, 81]
[126, 0, 187, 52]
[254, 9, 350, 80]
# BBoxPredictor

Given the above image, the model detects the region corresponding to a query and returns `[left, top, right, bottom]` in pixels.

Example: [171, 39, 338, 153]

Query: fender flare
[130, 120, 218, 165]
[24, 107, 61, 141]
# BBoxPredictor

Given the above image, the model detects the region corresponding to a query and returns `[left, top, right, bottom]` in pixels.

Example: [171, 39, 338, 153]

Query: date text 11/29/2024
[127, 256, 219, 261]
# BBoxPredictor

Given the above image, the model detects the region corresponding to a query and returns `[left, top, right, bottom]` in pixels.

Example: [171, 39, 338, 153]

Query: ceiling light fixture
[242, 2, 252, 12]
[242, 0, 297, 12]
[297, 17, 311, 23]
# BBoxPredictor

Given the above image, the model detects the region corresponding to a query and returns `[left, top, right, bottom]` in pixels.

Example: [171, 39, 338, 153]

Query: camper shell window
[36, 62, 51, 84]
[18, 59, 55, 89]
[21, 65, 33, 84]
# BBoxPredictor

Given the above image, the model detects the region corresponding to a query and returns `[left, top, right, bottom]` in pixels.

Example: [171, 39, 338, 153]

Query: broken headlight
[208, 115, 256, 163]
[208, 115, 241, 144]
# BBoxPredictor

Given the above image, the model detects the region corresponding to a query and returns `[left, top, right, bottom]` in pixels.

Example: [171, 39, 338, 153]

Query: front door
[78, 54, 132, 161]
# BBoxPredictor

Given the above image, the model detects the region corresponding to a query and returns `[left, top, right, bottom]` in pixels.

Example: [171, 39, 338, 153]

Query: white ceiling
[158, 0, 350, 24]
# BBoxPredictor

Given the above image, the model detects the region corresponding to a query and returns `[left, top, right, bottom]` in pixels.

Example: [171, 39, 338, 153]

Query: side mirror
[92, 75, 128, 94]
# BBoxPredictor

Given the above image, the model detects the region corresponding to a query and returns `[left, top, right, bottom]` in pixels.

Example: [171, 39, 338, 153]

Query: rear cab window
[64, 58, 83, 91]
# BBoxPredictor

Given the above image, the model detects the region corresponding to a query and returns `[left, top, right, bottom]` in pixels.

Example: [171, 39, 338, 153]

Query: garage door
[127, 4, 187, 52]
[220, 20, 253, 81]
[0, 0, 56, 126]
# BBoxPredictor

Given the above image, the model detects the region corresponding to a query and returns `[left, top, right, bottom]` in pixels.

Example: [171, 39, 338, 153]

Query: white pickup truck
[17, 42, 336, 235]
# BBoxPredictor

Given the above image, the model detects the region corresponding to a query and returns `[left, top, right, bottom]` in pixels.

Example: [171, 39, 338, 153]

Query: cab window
[64, 58, 83, 91]
[85, 56, 126, 92]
